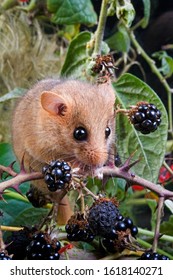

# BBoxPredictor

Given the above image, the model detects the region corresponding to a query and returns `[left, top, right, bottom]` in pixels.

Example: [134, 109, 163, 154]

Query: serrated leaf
[113, 73, 168, 183]
[0, 88, 26, 103]
[60, 31, 91, 78]
[47, 0, 97, 25]
[141, 0, 151, 28]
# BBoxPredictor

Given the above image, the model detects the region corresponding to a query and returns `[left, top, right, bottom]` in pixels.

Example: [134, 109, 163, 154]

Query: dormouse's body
[12, 79, 116, 222]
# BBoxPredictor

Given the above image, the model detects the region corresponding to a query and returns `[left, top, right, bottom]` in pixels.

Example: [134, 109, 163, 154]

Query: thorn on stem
[120, 151, 141, 172]
[20, 155, 27, 174]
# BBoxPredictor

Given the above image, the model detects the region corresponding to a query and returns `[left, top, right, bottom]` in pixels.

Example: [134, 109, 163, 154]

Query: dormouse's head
[40, 79, 116, 173]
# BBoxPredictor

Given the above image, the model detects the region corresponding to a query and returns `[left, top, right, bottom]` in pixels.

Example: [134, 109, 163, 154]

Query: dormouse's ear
[41, 91, 67, 116]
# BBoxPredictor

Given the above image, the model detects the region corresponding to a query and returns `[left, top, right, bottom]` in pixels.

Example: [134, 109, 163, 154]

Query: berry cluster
[26, 232, 61, 260]
[88, 198, 138, 238]
[129, 102, 161, 134]
[42, 160, 72, 192]
[138, 251, 170, 260]
[65, 198, 138, 252]
[66, 213, 95, 242]
[0, 252, 11, 260]
[87, 198, 138, 252]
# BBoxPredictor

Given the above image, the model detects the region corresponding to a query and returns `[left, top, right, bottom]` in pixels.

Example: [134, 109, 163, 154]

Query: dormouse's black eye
[105, 127, 111, 138]
[73, 127, 88, 141]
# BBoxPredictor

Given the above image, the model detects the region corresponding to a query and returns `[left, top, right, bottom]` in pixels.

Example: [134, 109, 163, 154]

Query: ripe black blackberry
[138, 251, 170, 260]
[66, 213, 95, 242]
[88, 198, 120, 237]
[42, 160, 72, 192]
[0, 252, 12, 260]
[129, 102, 161, 134]
[26, 231, 61, 260]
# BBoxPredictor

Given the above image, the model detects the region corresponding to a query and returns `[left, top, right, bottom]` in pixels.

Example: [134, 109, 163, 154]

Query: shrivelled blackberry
[138, 251, 170, 260]
[0, 252, 12, 260]
[5, 226, 37, 260]
[26, 231, 61, 260]
[88, 198, 120, 237]
[42, 160, 72, 192]
[129, 102, 161, 134]
[66, 213, 95, 242]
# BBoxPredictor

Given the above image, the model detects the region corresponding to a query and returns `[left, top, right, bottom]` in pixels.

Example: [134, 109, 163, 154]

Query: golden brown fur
[12, 79, 116, 223]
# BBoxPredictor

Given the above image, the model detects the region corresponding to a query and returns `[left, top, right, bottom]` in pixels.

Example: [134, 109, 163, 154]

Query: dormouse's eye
[105, 127, 111, 138]
[73, 127, 88, 141]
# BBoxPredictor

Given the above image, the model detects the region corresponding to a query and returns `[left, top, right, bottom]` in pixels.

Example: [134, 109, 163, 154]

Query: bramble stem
[102, 165, 173, 199]
[93, 0, 109, 55]
[152, 196, 164, 252]
[138, 227, 173, 243]
[0, 225, 23, 232]
[0, 171, 43, 191]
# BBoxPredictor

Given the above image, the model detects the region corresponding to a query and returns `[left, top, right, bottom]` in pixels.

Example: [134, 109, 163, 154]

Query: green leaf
[114, 73, 168, 183]
[141, 0, 151, 28]
[153, 51, 173, 78]
[160, 215, 173, 236]
[13, 207, 49, 227]
[106, 25, 130, 52]
[0, 143, 16, 166]
[60, 31, 91, 78]
[165, 200, 173, 214]
[0, 198, 31, 226]
[147, 199, 157, 231]
[116, 0, 135, 27]
[0, 88, 26, 103]
[47, 0, 97, 25]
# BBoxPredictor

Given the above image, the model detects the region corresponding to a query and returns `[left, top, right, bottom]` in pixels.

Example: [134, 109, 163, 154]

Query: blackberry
[88, 198, 120, 237]
[42, 160, 72, 192]
[138, 251, 170, 260]
[66, 213, 95, 242]
[129, 102, 161, 134]
[26, 231, 61, 260]
[0, 252, 12, 260]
